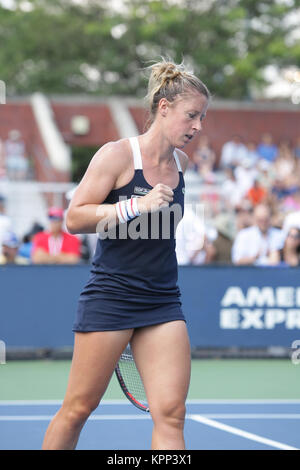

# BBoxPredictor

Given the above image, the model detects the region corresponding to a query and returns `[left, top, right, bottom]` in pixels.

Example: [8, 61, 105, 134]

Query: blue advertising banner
[0, 265, 88, 349]
[179, 266, 300, 348]
[0, 265, 300, 350]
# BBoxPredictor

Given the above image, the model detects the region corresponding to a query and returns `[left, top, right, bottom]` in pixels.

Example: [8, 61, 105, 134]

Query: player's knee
[62, 397, 99, 427]
[152, 398, 186, 430]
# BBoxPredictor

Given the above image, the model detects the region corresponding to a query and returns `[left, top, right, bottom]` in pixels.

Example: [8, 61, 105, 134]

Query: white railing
[0, 180, 76, 237]
[30, 93, 71, 173]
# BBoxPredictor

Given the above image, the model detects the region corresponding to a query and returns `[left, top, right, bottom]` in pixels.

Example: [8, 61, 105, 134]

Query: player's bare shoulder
[88, 138, 132, 177]
[70, 139, 133, 207]
[175, 148, 189, 174]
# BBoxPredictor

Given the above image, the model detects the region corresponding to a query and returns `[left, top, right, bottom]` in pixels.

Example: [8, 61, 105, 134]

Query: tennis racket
[115, 345, 149, 413]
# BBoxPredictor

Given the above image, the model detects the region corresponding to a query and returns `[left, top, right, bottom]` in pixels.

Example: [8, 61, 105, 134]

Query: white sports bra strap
[129, 137, 143, 170]
[129, 137, 182, 172]
[173, 150, 182, 172]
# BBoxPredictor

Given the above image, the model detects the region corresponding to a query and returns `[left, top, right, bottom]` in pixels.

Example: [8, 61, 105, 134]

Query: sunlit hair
[145, 58, 210, 124]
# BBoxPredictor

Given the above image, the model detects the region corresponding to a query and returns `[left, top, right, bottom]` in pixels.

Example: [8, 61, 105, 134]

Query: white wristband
[116, 197, 140, 224]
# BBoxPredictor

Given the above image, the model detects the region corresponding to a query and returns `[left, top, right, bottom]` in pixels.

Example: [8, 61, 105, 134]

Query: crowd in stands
[1, 130, 300, 267]
[0, 128, 93, 265]
[0, 130, 30, 181]
[0, 199, 84, 265]
[177, 132, 300, 267]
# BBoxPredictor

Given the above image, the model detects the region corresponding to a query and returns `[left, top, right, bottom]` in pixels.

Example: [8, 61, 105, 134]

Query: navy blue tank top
[84, 137, 185, 300]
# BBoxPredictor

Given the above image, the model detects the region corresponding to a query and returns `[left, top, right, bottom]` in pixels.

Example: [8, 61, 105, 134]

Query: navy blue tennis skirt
[73, 293, 185, 332]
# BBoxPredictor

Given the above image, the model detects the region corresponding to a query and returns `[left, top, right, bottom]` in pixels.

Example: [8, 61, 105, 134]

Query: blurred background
[1, 0, 300, 347]
[0, 0, 299, 259]
[1, 0, 300, 450]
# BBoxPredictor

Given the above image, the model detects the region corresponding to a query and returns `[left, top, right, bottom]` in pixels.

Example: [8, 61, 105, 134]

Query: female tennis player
[42, 59, 209, 450]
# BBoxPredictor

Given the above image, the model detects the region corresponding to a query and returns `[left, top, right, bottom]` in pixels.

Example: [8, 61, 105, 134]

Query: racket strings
[117, 352, 148, 405]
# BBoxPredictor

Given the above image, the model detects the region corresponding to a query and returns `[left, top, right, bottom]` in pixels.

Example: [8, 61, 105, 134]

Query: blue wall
[1, 265, 300, 350]
[178, 266, 300, 349]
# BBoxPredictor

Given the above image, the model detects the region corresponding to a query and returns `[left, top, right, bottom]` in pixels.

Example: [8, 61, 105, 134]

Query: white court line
[0, 414, 150, 421]
[1, 413, 300, 421]
[0, 400, 63, 406]
[189, 414, 298, 450]
[1, 399, 300, 406]
[189, 414, 300, 419]
[0, 400, 131, 406]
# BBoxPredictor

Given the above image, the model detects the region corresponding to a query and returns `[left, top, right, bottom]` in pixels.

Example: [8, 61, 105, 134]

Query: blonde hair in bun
[145, 58, 210, 123]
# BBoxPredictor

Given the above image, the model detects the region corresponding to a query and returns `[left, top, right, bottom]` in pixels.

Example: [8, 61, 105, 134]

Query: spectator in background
[271, 177, 300, 214]
[234, 157, 259, 201]
[281, 188, 300, 213]
[234, 199, 254, 232]
[256, 133, 278, 163]
[175, 205, 214, 265]
[0, 194, 12, 253]
[282, 208, 300, 235]
[231, 203, 283, 266]
[0, 231, 29, 265]
[192, 135, 216, 181]
[175, 205, 205, 265]
[256, 159, 276, 191]
[273, 140, 296, 182]
[219, 135, 248, 170]
[271, 210, 285, 231]
[222, 167, 245, 210]
[32, 207, 81, 264]
[206, 213, 236, 264]
[271, 178, 290, 202]
[18, 222, 44, 260]
[4, 129, 28, 180]
[268, 227, 300, 267]
[245, 142, 259, 168]
[0, 137, 5, 179]
[246, 178, 267, 206]
[294, 136, 300, 159]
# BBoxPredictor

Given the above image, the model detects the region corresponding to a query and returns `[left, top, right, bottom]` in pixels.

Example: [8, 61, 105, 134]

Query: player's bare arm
[66, 140, 131, 234]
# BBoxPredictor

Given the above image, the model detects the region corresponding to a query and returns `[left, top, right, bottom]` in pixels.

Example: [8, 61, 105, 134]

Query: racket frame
[115, 353, 150, 413]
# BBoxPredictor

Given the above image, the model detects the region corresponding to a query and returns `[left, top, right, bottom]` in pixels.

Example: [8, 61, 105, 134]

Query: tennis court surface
[0, 359, 299, 450]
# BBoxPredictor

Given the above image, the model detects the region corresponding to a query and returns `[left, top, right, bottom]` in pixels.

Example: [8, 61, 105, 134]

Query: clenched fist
[137, 183, 174, 214]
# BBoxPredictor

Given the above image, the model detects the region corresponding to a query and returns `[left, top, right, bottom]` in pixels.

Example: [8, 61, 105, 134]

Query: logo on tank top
[133, 186, 150, 196]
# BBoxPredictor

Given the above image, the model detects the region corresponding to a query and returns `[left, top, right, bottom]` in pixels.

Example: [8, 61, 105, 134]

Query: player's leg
[42, 329, 133, 450]
[130, 320, 191, 450]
